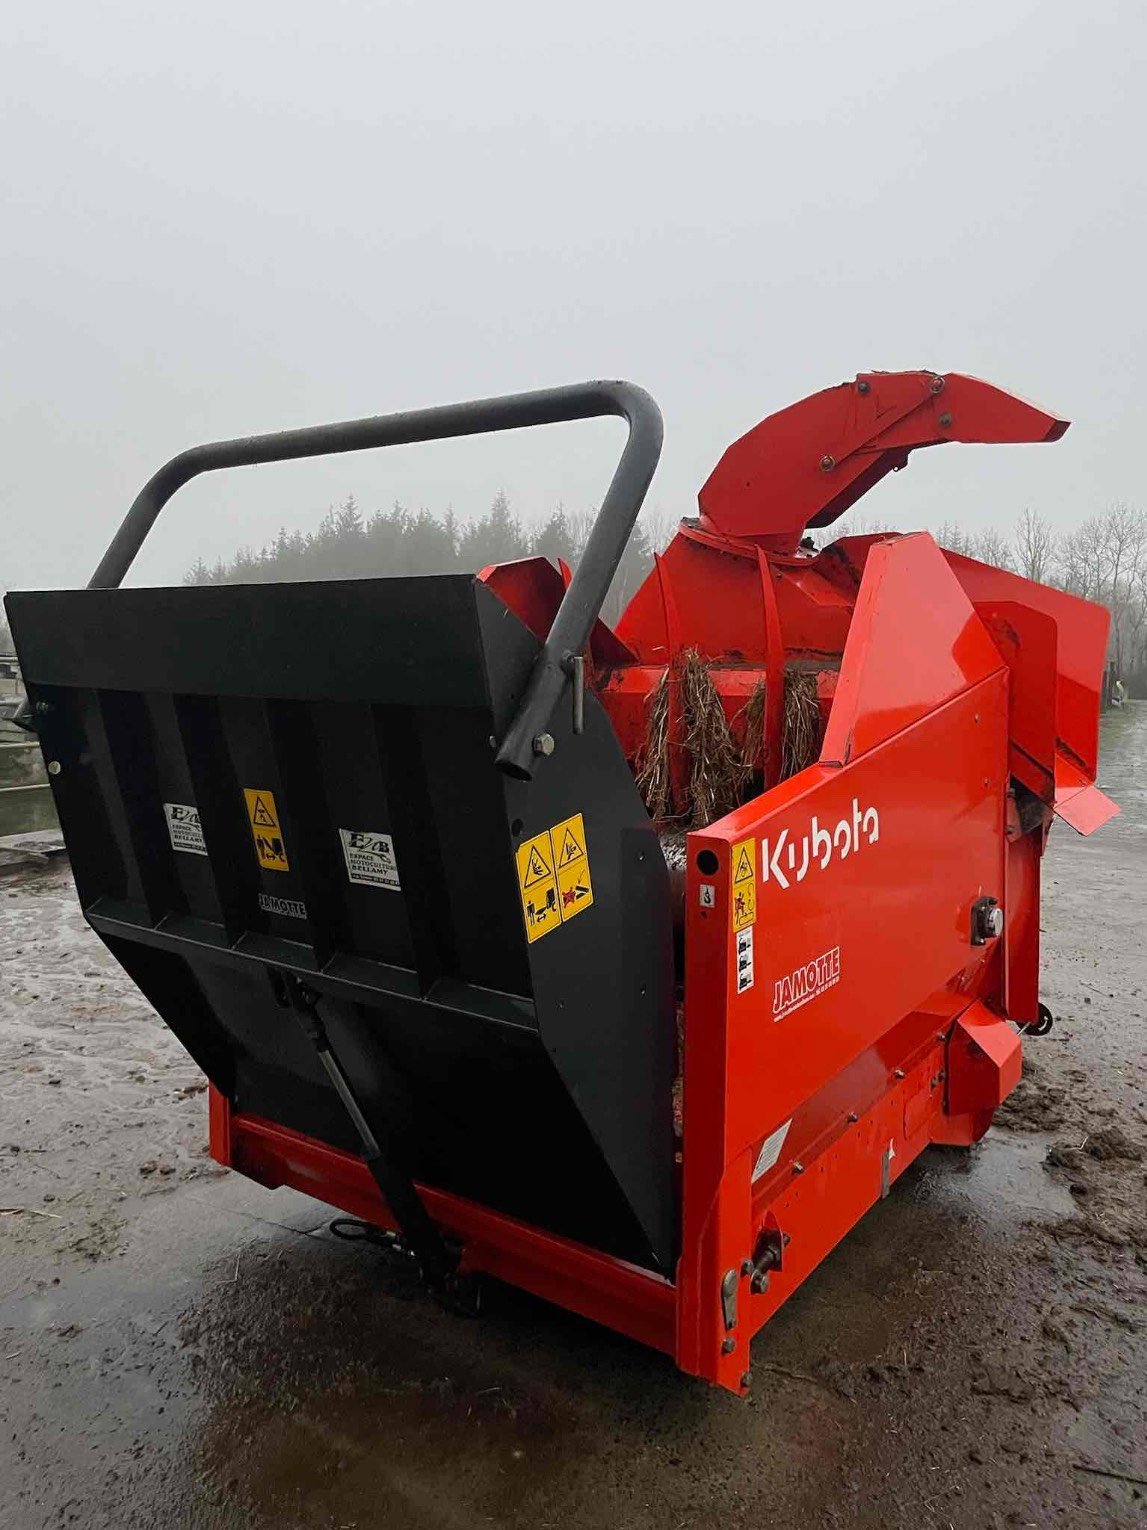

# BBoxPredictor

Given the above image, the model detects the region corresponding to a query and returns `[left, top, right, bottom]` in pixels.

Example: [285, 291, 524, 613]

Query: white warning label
[164, 802, 207, 857]
[751, 1118, 791, 1182]
[339, 829, 400, 890]
[736, 926, 755, 994]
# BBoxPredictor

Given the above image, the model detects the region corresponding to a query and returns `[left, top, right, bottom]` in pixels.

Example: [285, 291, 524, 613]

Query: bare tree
[640, 505, 678, 556]
[826, 511, 893, 545]
[1057, 516, 1106, 600]
[567, 508, 597, 563]
[971, 528, 1014, 571]
[934, 520, 977, 557]
[1099, 503, 1147, 674]
[1014, 508, 1055, 583]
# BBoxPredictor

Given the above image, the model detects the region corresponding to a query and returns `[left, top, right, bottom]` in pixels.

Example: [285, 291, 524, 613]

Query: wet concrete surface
[1, 707, 1144, 1528]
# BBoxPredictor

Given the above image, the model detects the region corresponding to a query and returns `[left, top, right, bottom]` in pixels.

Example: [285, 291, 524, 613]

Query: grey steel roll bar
[88, 380, 664, 779]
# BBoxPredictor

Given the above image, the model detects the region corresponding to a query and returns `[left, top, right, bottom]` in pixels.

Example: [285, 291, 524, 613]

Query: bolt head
[532, 733, 555, 757]
[819, 454, 835, 471]
[750, 1271, 769, 1295]
[985, 905, 1004, 938]
[938, 411, 953, 428]
[47, 760, 62, 776]
[857, 379, 870, 394]
[740, 1371, 753, 1390]
[722, 1336, 736, 1354]
[930, 375, 945, 394]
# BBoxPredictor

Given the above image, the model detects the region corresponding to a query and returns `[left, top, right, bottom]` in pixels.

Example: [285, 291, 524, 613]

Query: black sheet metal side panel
[5, 575, 677, 1270]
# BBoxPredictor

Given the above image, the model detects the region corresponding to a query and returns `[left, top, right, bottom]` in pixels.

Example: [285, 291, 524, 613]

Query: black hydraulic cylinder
[285, 977, 457, 1288]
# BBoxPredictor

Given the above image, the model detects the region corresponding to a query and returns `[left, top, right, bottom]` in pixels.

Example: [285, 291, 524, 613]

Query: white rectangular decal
[339, 829, 400, 890]
[164, 802, 207, 856]
[736, 926, 754, 994]
[752, 1118, 791, 1182]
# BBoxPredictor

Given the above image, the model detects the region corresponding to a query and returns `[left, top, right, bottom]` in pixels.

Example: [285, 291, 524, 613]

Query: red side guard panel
[676, 537, 1011, 1389]
[973, 600, 1059, 801]
[821, 534, 1003, 763]
[942, 551, 1118, 835]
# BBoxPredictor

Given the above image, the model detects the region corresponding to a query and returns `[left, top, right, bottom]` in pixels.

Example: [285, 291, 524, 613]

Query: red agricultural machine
[6, 370, 1117, 1394]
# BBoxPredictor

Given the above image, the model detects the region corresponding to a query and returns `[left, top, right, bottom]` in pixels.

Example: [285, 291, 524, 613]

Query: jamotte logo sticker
[773, 946, 841, 1021]
[762, 797, 879, 891]
[257, 891, 307, 920]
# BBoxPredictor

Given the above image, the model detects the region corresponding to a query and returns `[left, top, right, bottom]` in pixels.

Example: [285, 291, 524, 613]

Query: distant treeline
[4, 498, 1142, 689]
[183, 492, 662, 626]
[172, 495, 1144, 696]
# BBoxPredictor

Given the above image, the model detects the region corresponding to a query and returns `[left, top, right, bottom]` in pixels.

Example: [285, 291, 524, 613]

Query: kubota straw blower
[6, 372, 1117, 1393]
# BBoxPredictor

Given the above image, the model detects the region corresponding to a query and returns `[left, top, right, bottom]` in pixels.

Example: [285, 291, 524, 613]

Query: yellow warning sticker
[552, 812, 594, 925]
[731, 835, 756, 932]
[243, 788, 289, 872]
[515, 811, 594, 944]
[516, 830, 561, 943]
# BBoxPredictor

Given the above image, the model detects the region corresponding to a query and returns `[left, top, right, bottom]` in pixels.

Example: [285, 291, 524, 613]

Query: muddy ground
[1, 708, 1144, 1529]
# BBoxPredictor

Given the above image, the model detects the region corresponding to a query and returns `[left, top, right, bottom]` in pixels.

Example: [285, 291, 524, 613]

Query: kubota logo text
[774, 946, 841, 1021]
[761, 798, 880, 891]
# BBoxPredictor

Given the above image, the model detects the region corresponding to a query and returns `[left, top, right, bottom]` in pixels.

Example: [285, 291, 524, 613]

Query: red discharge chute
[698, 370, 1070, 551]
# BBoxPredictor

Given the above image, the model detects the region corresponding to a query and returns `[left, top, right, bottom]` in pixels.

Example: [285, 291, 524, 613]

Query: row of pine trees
[184, 492, 660, 623]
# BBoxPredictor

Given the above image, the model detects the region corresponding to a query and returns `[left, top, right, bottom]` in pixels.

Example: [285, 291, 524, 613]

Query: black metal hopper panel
[5, 574, 677, 1270]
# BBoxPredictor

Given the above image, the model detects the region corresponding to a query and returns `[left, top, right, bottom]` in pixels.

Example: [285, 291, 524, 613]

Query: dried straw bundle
[680, 649, 746, 829]
[635, 667, 674, 823]
[735, 678, 768, 789]
[636, 658, 821, 828]
[782, 669, 820, 779]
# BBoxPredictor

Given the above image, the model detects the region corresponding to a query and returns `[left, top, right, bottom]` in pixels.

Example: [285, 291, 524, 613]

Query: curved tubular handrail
[89, 380, 664, 779]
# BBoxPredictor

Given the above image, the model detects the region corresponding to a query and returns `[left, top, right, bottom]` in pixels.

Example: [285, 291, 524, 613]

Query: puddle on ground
[917, 1128, 1076, 1222]
[1093, 700, 1146, 829]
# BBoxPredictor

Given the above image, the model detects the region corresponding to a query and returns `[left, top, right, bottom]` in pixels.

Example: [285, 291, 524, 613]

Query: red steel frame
[209, 371, 1116, 1395]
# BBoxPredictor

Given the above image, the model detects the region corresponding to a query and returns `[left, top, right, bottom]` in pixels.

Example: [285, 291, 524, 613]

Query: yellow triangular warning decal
[251, 795, 277, 828]
[734, 845, 753, 883]
[557, 827, 583, 867]
[523, 844, 552, 888]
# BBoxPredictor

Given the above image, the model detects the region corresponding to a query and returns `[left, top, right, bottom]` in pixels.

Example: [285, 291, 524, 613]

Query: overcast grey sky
[2, 1, 1144, 590]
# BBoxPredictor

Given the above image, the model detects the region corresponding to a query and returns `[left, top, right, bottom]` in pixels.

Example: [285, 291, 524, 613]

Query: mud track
[1, 707, 1144, 1528]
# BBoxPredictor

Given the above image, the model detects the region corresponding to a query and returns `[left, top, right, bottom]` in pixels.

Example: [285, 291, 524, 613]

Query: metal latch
[720, 1267, 739, 1331]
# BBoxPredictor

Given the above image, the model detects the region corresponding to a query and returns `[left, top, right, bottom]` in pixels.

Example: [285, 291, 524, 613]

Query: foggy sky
[2, 1, 1144, 591]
